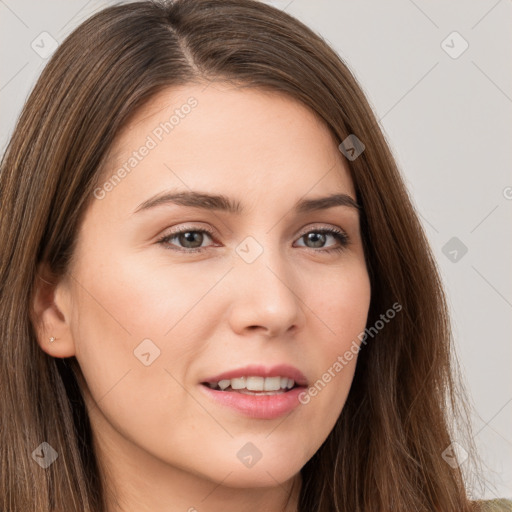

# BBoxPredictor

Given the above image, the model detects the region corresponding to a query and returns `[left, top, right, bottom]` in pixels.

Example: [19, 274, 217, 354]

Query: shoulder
[472, 499, 512, 511]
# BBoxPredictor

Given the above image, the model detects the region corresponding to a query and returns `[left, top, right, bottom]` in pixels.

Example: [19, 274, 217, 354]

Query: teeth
[263, 376, 281, 391]
[218, 379, 230, 390]
[207, 376, 296, 391]
[231, 377, 246, 390]
[246, 376, 264, 391]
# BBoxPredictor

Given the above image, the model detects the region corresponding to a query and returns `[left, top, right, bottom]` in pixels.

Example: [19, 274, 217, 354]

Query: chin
[212, 465, 301, 489]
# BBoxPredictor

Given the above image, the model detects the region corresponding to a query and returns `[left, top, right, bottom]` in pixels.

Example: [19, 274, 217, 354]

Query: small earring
[49, 336, 56, 343]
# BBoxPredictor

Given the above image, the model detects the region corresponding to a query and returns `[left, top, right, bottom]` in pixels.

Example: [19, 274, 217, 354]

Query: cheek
[69, 249, 227, 410]
[87, 251, 230, 337]
[308, 258, 371, 343]
[295, 262, 370, 441]
[68, 255, 207, 458]
[72, 246, 222, 349]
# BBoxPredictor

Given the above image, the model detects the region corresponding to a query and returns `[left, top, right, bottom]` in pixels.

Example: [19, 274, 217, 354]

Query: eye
[157, 226, 216, 253]
[294, 227, 350, 253]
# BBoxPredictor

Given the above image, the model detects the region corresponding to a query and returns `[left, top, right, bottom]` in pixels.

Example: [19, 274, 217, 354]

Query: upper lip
[202, 364, 308, 387]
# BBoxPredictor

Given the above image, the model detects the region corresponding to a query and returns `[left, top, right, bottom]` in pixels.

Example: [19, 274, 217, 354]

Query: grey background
[1, 0, 510, 500]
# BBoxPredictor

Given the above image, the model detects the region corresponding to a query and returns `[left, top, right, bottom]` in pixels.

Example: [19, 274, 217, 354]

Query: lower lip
[199, 384, 306, 419]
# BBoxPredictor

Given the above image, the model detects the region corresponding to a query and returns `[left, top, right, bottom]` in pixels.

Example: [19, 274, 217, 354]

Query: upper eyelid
[296, 224, 347, 236]
[163, 222, 347, 238]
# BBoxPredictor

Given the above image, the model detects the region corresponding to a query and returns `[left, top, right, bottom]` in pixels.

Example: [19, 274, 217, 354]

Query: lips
[199, 365, 309, 419]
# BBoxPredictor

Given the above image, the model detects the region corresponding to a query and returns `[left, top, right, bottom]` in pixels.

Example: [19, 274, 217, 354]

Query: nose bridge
[228, 234, 304, 335]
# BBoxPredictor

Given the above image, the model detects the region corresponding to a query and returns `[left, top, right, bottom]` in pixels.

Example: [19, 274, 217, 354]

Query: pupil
[307, 232, 325, 248]
[180, 231, 203, 248]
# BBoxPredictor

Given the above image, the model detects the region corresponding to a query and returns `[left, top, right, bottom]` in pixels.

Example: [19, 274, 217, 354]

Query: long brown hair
[0, 0, 485, 510]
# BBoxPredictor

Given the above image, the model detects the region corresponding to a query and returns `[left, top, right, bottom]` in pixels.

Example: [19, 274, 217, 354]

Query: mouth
[201, 376, 303, 395]
[199, 365, 309, 418]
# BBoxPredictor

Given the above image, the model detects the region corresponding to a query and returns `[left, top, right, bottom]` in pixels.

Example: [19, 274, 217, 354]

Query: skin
[34, 83, 371, 512]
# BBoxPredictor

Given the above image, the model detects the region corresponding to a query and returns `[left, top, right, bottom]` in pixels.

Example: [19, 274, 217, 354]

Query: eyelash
[156, 225, 350, 254]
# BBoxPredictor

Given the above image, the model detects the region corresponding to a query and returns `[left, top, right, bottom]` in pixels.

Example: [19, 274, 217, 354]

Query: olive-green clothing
[474, 499, 512, 511]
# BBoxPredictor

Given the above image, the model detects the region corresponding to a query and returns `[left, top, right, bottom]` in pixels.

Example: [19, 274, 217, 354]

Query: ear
[32, 262, 76, 358]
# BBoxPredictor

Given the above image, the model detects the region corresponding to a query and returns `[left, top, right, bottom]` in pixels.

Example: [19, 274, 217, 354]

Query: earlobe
[32, 262, 76, 358]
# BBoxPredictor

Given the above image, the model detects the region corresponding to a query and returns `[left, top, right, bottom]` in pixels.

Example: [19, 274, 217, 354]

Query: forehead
[95, 83, 356, 215]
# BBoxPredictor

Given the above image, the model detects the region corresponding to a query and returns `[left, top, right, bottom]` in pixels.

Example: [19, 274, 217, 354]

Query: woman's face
[46, 83, 371, 493]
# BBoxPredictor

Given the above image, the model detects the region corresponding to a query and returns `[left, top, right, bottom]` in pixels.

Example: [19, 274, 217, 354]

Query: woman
[0, 0, 510, 510]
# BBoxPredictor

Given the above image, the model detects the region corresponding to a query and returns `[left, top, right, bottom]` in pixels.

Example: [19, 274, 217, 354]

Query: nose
[227, 243, 306, 338]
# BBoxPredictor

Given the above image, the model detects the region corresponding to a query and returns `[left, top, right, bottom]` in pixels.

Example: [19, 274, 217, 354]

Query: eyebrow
[133, 190, 361, 215]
